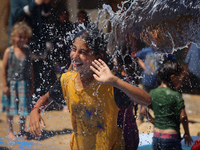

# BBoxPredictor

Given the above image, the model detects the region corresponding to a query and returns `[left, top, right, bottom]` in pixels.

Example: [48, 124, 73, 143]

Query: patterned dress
[1, 47, 32, 116]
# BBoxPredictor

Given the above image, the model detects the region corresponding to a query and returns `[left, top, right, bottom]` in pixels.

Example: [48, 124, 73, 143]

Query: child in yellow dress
[29, 28, 151, 149]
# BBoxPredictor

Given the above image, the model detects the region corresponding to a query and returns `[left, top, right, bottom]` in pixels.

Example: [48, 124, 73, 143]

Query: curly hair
[10, 21, 32, 45]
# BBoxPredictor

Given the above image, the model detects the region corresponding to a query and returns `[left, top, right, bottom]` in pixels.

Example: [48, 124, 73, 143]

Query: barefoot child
[29, 28, 151, 149]
[2, 22, 34, 140]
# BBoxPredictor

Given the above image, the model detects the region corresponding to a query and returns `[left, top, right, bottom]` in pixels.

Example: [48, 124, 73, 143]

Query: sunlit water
[3, 0, 200, 149]
[101, 0, 200, 54]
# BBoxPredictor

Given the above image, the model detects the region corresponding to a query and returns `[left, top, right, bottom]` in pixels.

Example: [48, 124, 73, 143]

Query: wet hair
[10, 21, 32, 45]
[157, 61, 184, 89]
[74, 28, 111, 66]
[74, 28, 107, 55]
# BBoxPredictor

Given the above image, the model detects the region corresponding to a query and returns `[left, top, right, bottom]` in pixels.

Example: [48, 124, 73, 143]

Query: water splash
[100, 0, 200, 54]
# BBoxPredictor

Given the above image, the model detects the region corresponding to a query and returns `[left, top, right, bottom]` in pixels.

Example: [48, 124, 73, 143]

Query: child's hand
[90, 59, 115, 84]
[29, 108, 46, 137]
[3, 86, 10, 96]
[183, 133, 193, 146]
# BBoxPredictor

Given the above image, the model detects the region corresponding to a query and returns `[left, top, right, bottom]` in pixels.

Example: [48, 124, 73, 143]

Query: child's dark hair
[74, 28, 109, 59]
[157, 61, 184, 89]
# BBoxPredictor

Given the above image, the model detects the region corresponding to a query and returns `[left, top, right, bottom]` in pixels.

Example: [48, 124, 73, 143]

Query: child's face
[14, 33, 28, 48]
[70, 37, 99, 74]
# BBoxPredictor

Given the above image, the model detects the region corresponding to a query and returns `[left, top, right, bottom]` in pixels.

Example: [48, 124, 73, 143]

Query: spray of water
[97, 0, 200, 54]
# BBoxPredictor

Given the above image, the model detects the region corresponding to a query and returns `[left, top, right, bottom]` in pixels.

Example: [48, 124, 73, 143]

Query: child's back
[149, 86, 184, 133]
[142, 61, 193, 149]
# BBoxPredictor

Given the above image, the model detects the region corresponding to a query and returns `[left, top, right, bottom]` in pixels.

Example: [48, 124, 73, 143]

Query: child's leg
[19, 116, 27, 139]
[7, 115, 16, 140]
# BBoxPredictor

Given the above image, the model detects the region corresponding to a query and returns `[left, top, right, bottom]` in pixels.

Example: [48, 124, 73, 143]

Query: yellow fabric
[60, 71, 125, 150]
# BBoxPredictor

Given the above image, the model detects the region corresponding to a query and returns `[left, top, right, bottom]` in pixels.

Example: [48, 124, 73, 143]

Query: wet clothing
[50, 71, 124, 149]
[49, 71, 139, 150]
[117, 103, 139, 150]
[149, 87, 185, 150]
[1, 47, 32, 116]
[149, 87, 185, 133]
[114, 73, 139, 150]
[152, 136, 182, 150]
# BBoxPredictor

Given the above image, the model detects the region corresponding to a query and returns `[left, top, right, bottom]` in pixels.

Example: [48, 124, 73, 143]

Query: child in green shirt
[142, 61, 193, 149]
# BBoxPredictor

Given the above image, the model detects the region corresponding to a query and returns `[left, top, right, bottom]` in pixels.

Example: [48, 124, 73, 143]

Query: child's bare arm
[90, 59, 151, 106]
[2, 48, 10, 96]
[180, 107, 193, 146]
[29, 92, 50, 137]
[141, 106, 155, 124]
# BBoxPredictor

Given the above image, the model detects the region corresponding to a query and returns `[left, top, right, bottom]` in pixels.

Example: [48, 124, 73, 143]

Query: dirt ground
[0, 60, 199, 150]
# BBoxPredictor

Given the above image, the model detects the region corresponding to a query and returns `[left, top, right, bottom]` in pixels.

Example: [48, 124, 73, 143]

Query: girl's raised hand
[90, 59, 115, 84]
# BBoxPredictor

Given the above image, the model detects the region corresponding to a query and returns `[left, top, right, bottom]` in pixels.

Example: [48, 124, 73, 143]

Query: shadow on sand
[22, 128, 73, 141]
[188, 120, 200, 124]
[0, 147, 10, 150]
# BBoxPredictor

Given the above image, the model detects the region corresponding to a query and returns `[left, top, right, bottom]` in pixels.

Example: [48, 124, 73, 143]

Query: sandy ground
[0, 60, 199, 150]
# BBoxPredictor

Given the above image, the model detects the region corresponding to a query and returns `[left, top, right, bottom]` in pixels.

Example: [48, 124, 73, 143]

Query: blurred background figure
[73, 10, 95, 31]
[8, 0, 51, 53]
[8, 0, 57, 100]
[2, 22, 33, 140]
[185, 43, 200, 89]
[135, 46, 162, 124]
[50, 9, 73, 73]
